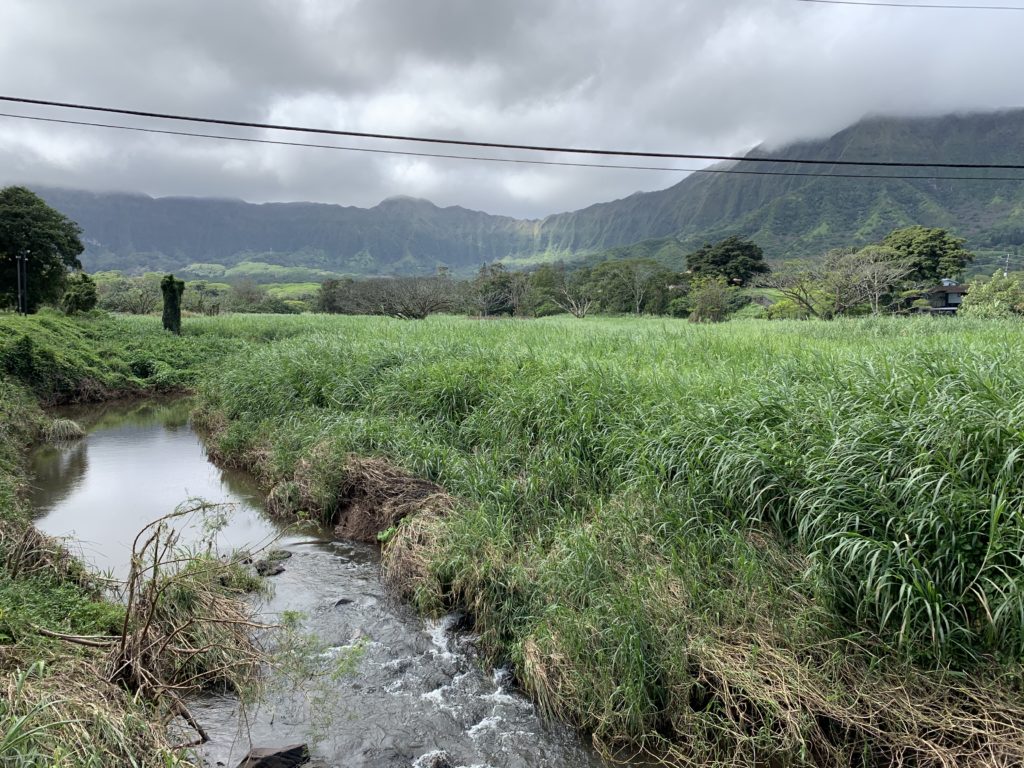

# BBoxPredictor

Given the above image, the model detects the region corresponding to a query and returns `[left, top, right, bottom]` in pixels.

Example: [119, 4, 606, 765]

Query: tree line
[4, 184, 1023, 322]
[318, 227, 1016, 321]
[317, 238, 768, 321]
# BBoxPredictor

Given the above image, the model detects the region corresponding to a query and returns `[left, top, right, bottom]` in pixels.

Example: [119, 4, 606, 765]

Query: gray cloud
[0, 0, 1021, 218]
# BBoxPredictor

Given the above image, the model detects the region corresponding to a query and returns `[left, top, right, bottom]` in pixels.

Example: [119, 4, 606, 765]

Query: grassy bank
[0, 312, 252, 767]
[7, 311, 1024, 765]
[193, 314, 1024, 766]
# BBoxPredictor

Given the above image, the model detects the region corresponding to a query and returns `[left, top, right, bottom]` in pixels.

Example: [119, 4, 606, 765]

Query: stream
[29, 398, 606, 768]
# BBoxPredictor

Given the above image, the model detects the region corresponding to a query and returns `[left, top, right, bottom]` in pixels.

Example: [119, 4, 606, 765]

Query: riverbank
[0, 312, 252, 766]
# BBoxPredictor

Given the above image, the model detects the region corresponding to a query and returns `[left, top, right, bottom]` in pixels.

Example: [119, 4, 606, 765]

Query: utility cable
[3, 94, 1024, 171]
[796, 0, 1024, 9]
[3, 111, 1024, 182]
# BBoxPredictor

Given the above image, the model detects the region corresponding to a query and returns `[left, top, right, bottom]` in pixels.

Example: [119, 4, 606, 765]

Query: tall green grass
[7, 311, 1023, 763]
[196, 314, 1024, 763]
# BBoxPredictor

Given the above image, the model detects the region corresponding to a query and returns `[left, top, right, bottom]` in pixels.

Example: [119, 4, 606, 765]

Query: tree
[61, 272, 98, 314]
[820, 249, 877, 318]
[760, 248, 912, 319]
[758, 261, 831, 318]
[222, 280, 297, 314]
[97, 273, 162, 315]
[183, 280, 223, 315]
[624, 259, 665, 314]
[587, 258, 675, 314]
[687, 276, 735, 323]
[882, 226, 974, 282]
[318, 278, 359, 314]
[554, 268, 596, 318]
[959, 272, 1024, 318]
[523, 264, 567, 317]
[372, 276, 455, 319]
[0, 186, 84, 312]
[687, 236, 770, 286]
[161, 274, 185, 334]
[855, 245, 914, 314]
[471, 263, 528, 317]
[227, 280, 268, 311]
[318, 275, 455, 318]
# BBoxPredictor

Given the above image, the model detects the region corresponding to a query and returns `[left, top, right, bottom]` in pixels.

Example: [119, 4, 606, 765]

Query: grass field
[5, 311, 1024, 766]
[192, 313, 1024, 765]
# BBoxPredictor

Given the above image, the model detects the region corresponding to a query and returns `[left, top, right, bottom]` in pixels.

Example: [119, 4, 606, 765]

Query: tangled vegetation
[193, 313, 1024, 765]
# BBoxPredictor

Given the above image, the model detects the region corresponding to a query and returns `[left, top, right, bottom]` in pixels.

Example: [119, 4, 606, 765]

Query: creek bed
[29, 398, 605, 768]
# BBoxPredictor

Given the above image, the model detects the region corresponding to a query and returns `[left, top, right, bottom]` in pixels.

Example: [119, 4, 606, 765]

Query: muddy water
[29, 399, 605, 768]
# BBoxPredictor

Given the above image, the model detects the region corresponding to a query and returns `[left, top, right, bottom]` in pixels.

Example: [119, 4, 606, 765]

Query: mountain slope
[36, 190, 543, 275]
[32, 109, 1024, 275]
[532, 110, 1024, 258]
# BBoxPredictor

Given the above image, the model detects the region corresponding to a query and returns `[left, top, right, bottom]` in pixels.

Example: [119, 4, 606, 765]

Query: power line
[4, 110, 1024, 183]
[796, 0, 1024, 9]
[3, 94, 1024, 171]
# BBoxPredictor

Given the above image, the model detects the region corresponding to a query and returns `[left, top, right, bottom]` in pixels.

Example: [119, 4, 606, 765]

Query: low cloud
[0, 0, 1020, 218]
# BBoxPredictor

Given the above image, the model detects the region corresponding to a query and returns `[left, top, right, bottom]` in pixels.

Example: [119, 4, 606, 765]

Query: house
[926, 278, 968, 314]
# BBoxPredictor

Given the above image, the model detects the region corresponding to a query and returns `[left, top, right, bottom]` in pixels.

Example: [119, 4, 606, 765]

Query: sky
[0, 0, 1021, 220]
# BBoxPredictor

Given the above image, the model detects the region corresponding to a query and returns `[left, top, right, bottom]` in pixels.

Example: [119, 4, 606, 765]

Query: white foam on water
[424, 613, 461, 660]
[420, 685, 460, 716]
[467, 714, 503, 739]
[411, 750, 451, 768]
[421, 686, 447, 705]
[481, 688, 523, 706]
[481, 667, 530, 708]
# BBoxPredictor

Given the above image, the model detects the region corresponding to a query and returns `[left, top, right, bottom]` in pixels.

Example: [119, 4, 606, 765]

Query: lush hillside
[535, 110, 1024, 260]
[37, 191, 541, 277]
[34, 109, 1024, 275]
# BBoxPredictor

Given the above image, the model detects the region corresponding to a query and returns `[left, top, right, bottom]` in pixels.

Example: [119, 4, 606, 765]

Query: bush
[666, 296, 690, 318]
[960, 271, 1024, 318]
[687, 276, 735, 322]
[765, 297, 811, 320]
[60, 273, 98, 315]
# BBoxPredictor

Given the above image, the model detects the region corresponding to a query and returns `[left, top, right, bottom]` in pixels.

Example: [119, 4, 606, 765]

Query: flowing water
[29, 399, 605, 768]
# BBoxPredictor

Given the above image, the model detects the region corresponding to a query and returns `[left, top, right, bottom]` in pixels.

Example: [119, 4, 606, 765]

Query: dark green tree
[523, 264, 566, 317]
[882, 226, 974, 282]
[587, 258, 679, 314]
[686, 236, 769, 286]
[60, 272, 98, 314]
[317, 278, 358, 314]
[0, 186, 84, 312]
[161, 274, 185, 334]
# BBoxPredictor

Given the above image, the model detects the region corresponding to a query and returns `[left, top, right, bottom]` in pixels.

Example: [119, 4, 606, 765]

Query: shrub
[960, 271, 1024, 318]
[60, 274, 98, 315]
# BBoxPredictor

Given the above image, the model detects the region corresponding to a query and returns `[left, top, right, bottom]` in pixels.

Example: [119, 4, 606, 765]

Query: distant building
[926, 278, 968, 314]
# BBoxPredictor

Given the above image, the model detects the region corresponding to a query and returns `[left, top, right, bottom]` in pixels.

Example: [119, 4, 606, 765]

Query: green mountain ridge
[32, 109, 1024, 276]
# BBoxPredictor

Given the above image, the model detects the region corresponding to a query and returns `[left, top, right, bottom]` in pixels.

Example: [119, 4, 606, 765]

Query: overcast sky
[0, 0, 1020, 219]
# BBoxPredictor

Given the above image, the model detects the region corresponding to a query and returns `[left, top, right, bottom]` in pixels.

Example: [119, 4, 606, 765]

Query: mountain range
[33, 109, 1024, 278]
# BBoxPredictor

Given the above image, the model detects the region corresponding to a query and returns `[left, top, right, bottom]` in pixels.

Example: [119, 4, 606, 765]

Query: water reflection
[29, 441, 89, 512]
[30, 398, 284, 578]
